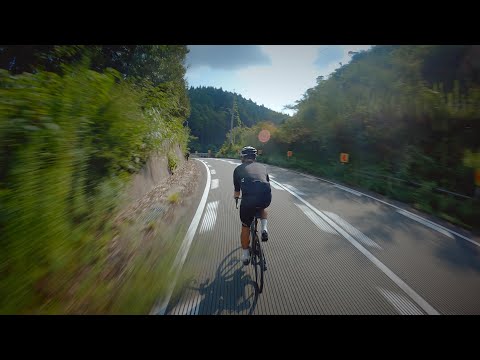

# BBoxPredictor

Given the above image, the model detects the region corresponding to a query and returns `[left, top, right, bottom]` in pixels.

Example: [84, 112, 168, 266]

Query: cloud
[314, 46, 345, 67]
[233, 46, 321, 114]
[314, 45, 373, 78]
[185, 45, 373, 116]
[186, 66, 240, 92]
[187, 45, 272, 70]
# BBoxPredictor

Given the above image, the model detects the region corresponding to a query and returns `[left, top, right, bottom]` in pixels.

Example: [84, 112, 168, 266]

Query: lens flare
[258, 129, 271, 143]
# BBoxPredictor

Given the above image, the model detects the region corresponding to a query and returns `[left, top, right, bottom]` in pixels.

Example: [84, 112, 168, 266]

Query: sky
[185, 45, 372, 116]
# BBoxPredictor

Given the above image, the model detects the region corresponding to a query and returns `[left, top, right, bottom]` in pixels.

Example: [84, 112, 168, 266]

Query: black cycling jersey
[233, 161, 271, 198]
[234, 160, 272, 227]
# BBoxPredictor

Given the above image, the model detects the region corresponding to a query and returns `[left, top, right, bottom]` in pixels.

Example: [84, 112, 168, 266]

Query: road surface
[153, 158, 480, 315]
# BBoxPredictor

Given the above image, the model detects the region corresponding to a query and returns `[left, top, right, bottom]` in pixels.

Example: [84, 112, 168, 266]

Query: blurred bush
[0, 63, 190, 313]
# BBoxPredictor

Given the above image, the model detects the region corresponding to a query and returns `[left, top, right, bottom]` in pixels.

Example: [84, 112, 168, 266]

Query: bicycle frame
[251, 210, 261, 240]
[236, 197, 265, 293]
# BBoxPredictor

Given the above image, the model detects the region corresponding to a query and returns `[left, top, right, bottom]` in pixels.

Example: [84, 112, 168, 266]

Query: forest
[217, 45, 480, 231]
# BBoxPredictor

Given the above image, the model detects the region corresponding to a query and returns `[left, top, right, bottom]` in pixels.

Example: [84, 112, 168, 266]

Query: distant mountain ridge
[187, 86, 290, 152]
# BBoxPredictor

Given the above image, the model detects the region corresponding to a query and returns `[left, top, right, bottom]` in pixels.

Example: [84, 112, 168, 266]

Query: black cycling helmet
[240, 146, 257, 159]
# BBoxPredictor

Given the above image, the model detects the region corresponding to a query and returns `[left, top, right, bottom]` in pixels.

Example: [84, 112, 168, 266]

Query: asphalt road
[155, 158, 480, 315]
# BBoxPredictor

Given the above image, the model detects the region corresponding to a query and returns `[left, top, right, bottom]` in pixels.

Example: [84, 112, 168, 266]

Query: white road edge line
[270, 179, 440, 315]
[270, 181, 284, 190]
[397, 209, 455, 239]
[282, 183, 306, 196]
[151, 159, 211, 315]
[271, 166, 476, 246]
[335, 184, 363, 197]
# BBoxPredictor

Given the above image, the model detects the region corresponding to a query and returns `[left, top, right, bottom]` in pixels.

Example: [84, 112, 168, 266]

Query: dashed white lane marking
[211, 169, 216, 175]
[270, 178, 440, 315]
[324, 211, 382, 250]
[377, 287, 424, 315]
[295, 203, 338, 235]
[287, 168, 476, 246]
[211, 179, 219, 190]
[267, 164, 477, 246]
[397, 209, 455, 239]
[199, 200, 219, 234]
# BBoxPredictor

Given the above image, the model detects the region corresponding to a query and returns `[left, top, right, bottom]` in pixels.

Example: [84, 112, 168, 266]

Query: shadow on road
[167, 247, 259, 315]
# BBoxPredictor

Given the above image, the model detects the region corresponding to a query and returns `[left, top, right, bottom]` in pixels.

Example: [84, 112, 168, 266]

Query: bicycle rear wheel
[250, 225, 258, 286]
[256, 237, 264, 293]
[251, 234, 264, 293]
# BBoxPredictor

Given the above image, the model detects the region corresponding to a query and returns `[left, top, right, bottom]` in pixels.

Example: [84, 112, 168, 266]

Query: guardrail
[190, 153, 211, 158]
[351, 169, 474, 200]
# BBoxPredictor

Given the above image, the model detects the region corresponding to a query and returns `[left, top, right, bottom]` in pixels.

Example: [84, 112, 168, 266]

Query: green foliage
[0, 67, 136, 312]
[167, 152, 178, 173]
[167, 192, 180, 204]
[0, 46, 191, 313]
[0, 45, 189, 87]
[217, 142, 242, 159]
[218, 45, 480, 230]
[464, 150, 480, 168]
[187, 86, 290, 152]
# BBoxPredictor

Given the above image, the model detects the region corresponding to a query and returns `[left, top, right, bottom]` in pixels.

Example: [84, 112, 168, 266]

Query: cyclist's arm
[233, 167, 241, 199]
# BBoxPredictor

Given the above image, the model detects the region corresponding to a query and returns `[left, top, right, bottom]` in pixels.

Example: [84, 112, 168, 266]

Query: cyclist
[233, 146, 272, 265]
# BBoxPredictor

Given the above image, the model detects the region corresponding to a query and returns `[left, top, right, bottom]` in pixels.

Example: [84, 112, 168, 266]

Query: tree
[186, 86, 289, 152]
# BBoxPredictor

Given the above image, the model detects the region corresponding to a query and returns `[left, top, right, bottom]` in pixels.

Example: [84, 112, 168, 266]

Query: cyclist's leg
[240, 226, 250, 249]
[259, 208, 268, 219]
[258, 192, 271, 241]
[240, 201, 255, 247]
[239, 201, 255, 264]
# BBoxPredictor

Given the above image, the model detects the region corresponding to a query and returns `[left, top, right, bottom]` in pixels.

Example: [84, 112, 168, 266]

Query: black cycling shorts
[240, 193, 272, 228]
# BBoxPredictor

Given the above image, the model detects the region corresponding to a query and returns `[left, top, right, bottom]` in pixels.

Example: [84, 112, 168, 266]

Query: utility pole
[231, 107, 234, 145]
[231, 90, 235, 145]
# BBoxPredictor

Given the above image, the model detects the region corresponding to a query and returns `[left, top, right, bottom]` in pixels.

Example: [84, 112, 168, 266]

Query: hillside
[187, 86, 290, 152]
[218, 45, 480, 230]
